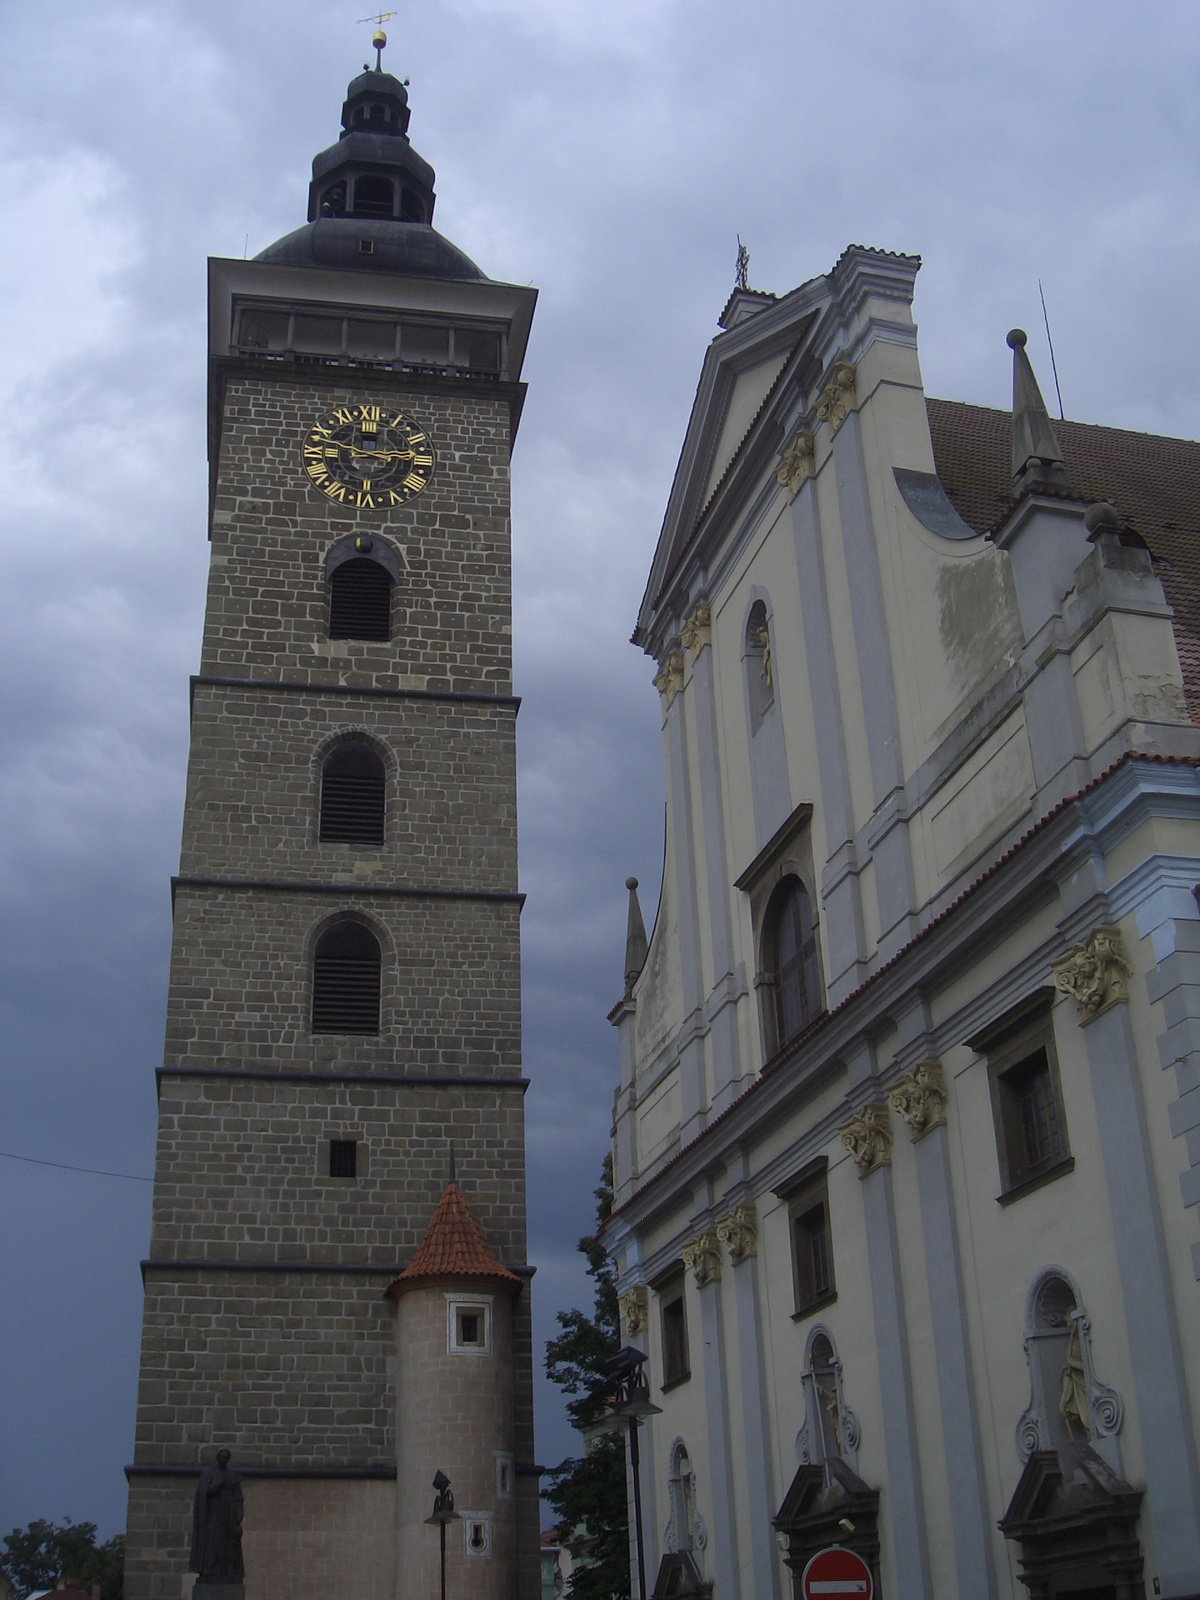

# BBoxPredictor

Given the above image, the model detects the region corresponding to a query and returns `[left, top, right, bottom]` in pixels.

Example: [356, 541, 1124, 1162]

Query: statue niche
[190, 1448, 245, 1594]
[1002, 1272, 1143, 1599]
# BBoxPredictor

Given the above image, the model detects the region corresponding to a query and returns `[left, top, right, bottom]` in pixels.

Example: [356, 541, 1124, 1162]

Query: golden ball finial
[372, 28, 387, 49]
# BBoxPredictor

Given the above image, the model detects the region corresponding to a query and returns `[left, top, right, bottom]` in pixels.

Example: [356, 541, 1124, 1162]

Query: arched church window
[319, 182, 346, 217]
[765, 875, 823, 1048]
[743, 598, 775, 732]
[329, 557, 393, 641]
[312, 920, 381, 1035]
[352, 175, 395, 218]
[319, 742, 386, 845]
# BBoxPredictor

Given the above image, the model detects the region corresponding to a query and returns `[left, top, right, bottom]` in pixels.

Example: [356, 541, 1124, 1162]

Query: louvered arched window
[329, 558, 392, 641]
[312, 921, 381, 1035]
[765, 876, 823, 1048]
[319, 743, 386, 844]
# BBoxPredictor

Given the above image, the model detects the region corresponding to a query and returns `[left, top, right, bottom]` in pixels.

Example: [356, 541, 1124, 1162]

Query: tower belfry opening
[124, 52, 538, 1600]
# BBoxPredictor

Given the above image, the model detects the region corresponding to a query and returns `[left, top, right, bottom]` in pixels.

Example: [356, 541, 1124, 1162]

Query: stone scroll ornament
[653, 651, 685, 708]
[888, 1060, 948, 1141]
[682, 1231, 722, 1288]
[815, 363, 857, 433]
[190, 1449, 244, 1587]
[680, 602, 712, 656]
[776, 430, 816, 496]
[715, 1203, 758, 1266]
[619, 1286, 649, 1335]
[1051, 924, 1134, 1022]
[839, 1102, 892, 1177]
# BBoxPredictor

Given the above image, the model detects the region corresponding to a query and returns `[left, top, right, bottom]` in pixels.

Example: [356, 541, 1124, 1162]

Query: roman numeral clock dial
[302, 403, 436, 510]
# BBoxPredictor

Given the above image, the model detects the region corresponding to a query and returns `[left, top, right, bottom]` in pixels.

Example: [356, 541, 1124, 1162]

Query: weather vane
[359, 10, 397, 70]
[735, 235, 750, 291]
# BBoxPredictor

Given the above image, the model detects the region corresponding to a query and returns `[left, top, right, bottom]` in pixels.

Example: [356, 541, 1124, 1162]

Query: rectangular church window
[293, 314, 344, 355]
[780, 1160, 835, 1317]
[658, 1274, 689, 1388]
[454, 329, 501, 372]
[448, 1296, 492, 1354]
[970, 991, 1073, 1202]
[347, 318, 397, 361]
[238, 309, 290, 351]
[328, 1139, 358, 1179]
[401, 323, 450, 367]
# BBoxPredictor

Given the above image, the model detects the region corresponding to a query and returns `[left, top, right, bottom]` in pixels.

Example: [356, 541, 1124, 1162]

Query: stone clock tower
[124, 51, 538, 1600]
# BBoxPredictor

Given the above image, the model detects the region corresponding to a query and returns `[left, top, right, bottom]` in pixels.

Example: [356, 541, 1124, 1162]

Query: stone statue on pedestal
[190, 1449, 244, 1593]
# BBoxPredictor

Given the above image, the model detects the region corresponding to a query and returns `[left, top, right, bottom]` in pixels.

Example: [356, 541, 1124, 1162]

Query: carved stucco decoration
[681, 602, 712, 656]
[815, 363, 858, 433]
[653, 650, 685, 708]
[755, 626, 774, 693]
[619, 1286, 648, 1335]
[1051, 924, 1134, 1022]
[839, 1102, 892, 1177]
[776, 430, 816, 496]
[682, 1231, 722, 1288]
[888, 1060, 948, 1141]
[715, 1203, 758, 1266]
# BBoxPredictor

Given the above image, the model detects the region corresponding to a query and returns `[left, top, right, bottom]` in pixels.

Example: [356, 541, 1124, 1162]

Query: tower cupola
[255, 55, 486, 281]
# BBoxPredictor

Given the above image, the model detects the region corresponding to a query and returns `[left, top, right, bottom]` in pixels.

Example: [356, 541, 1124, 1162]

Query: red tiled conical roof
[387, 1183, 522, 1298]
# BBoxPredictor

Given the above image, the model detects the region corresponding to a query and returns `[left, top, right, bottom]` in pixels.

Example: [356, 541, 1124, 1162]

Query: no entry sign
[801, 1546, 874, 1599]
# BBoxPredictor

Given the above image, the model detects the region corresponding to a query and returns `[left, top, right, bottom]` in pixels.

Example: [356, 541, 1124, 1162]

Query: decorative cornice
[618, 1286, 648, 1334]
[888, 1060, 948, 1141]
[653, 651, 685, 707]
[816, 363, 857, 433]
[681, 603, 712, 656]
[682, 1230, 722, 1287]
[839, 1102, 892, 1177]
[1051, 924, 1134, 1022]
[715, 1203, 758, 1266]
[776, 430, 816, 496]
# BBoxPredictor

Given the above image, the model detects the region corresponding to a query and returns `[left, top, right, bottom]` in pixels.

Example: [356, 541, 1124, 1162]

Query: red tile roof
[387, 1183, 521, 1297]
[927, 397, 1200, 720]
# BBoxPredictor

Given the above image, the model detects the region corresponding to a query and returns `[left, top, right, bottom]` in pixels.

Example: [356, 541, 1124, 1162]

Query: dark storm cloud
[2, 0, 1199, 1536]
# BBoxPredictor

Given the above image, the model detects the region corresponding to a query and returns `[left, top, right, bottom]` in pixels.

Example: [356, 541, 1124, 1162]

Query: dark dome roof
[256, 217, 485, 281]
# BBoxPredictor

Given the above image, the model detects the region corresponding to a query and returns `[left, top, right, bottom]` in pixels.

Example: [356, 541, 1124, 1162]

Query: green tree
[543, 1155, 631, 1600]
[0, 1519, 123, 1600]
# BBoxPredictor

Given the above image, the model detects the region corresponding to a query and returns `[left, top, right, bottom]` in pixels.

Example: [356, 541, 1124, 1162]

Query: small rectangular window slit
[329, 1139, 358, 1179]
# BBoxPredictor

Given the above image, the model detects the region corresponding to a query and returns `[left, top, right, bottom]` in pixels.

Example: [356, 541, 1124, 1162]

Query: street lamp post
[424, 1469, 461, 1600]
[605, 1346, 663, 1600]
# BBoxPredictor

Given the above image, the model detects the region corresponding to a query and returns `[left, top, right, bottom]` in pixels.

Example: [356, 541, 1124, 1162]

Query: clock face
[302, 403, 436, 510]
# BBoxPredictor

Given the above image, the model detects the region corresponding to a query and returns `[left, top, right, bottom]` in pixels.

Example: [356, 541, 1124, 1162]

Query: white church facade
[605, 246, 1200, 1600]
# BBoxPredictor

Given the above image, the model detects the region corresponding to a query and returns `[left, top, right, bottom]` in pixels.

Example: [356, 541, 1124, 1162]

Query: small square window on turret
[446, 1293, 493, 1355]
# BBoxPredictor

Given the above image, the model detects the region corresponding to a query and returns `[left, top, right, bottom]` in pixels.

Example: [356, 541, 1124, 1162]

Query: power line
[0, 1149, 152, 1182]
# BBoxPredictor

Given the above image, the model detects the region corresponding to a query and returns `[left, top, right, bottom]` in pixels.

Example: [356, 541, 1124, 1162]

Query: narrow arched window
[329, 557, 392, 641]
[312, 921, 381, 1034]
[766, 876, 822, 1047]
[320, 743, 386, 844]
[353, 175, 394, 218]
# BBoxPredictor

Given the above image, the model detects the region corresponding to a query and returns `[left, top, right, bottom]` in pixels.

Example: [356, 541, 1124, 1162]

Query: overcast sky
[2, 0, 1199, 1543]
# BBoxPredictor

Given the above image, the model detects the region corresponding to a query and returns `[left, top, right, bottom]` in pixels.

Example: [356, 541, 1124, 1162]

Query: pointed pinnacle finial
[1007, 328, 1070, 495]
[448, 1140, 457, 1186]
[624, 878, 648, 999]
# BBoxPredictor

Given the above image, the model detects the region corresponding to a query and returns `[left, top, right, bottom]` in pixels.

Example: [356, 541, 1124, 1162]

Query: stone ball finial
[1007, 328, 1028, 350]
[1084, 502, 1121, 536]
[625, 877, 639, 891]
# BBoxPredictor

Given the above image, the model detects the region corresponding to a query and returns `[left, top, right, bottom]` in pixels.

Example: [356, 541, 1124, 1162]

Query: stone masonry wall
[204, 375, 513, 695]
[180, 687, 517, 890]
[148, 1079, 527, 1261]
[128, 355, 535, 1600]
